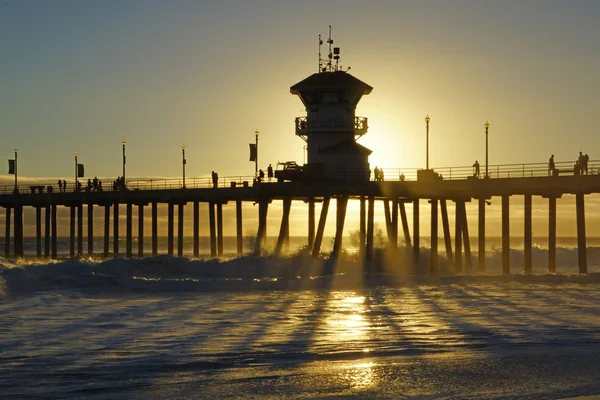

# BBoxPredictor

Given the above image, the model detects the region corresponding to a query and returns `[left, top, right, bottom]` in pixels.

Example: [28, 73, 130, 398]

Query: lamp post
[181, 145, 186, 189]
[484, 121, 490, 178]
[121, 140, 126, 188]
[74, 152, 78, 189]
[425, 114, 430, 170]
[13, 148, 18, 191]
[255, 129, 259, 177]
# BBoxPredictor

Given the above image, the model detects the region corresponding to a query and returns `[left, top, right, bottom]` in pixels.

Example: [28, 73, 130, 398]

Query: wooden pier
[1, 172, 598, 275]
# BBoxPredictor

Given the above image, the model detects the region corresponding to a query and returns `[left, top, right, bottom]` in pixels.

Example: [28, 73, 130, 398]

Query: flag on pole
[8, 159, 15, 174]
[77, 164, 84, 178]
[249, 143, 257, 162]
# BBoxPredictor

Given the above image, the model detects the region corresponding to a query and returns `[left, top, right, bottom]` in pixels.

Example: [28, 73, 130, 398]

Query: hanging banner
[77, 164, 85, 178]
[249, 143, 257, 162]
[8, 159, 15, 174]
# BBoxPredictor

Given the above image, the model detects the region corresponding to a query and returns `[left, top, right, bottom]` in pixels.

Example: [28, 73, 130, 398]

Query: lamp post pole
[485, 121, 490, 178]
[425, 114, 430, 170]
[14, 148, 18, 191]
[74, 152, 78, 189]
[182, 145, 186, 188]
[122, 140, 126, 188]
[255, 129, 259, 177]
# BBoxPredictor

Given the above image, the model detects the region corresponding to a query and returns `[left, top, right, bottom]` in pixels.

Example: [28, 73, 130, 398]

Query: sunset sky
[1, 1, 600, 238]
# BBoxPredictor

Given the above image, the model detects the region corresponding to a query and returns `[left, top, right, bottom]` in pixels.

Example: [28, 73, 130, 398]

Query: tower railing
[295, 116, 368, 136]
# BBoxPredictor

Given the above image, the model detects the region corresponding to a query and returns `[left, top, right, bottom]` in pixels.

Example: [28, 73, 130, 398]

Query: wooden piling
[44, 205, 50, 257]
[413, 199, 420, 260]
[87, 204, 93, 256]
[308, 198, 316, 250]
[138, 204, 144, 258]
[331, 196, 348, 258]
[524, 194, 532, 274]
[359, 196, 366, 258]
[548, 196, 556, 273]
[478, 198, 486, 271]
[209, 202, 217, 257]
[502, 195, 510, 275]
[254, 201, 268, 256]
[440, 199, 453, 266]
[103, 205, 110, 258]
[312, 196, 330, 258]
[461, 202, 472, 270]
[217, 203, 223, 256]
[152, 202, 158, 256]
[399, 201, 411, 247]
[167, 203, 174, 256]
[70, 206, 75, 257]
[51, 205, 57, 259]
[194, 201, 201, 258]
[77, 205, 83, 256]
[366, 196, 375, 261]
[36, 207, 42, 257]
[454, 201, 463, 272]
[3, 207, 10, 257]
[126, 203, 133, 258]
[14, 205, 23, 257]
[113, 203, 119, 256]
[275, 198, 292, 257]
[430, 199, 438, 273]
[383, 199, 393, 249]
[235, 200, 242, 256]
[178, 203, 184, 257]
[576, 193, 587, 274]
[391, 199, 399, 251]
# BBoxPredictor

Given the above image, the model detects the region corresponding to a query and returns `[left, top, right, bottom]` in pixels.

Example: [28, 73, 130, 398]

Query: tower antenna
[327, 25, 333, 71]
[318, 34, 323, 72]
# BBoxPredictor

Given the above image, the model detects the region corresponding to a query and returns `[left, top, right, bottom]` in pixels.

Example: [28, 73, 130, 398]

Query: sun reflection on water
[323, 294, 369, 341]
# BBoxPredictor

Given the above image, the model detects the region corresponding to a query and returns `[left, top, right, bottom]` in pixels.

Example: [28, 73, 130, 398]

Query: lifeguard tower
[290, 27, 373, 181]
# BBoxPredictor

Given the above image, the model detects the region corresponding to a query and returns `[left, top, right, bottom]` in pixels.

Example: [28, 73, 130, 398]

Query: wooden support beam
[44, 206, 50, 257]
[104, 205, 110, 258]
[502, 195, 510, 275]
[14, 205, 23, 257]
[461, 202, 472, 270]
[383, 199, 393, 248]
[524, 194, 532, 275]
[312, 196, 331, 258]
[331, 196, 348, 258]
[138, 204, 144, 258]
[478, 198, 486, 272]
[126, 203, 133, 258]
[209, 202, 217, 257]
[399, 201, 411, 247]
[274, 198, 292, 257]
[440, 199, 453, 266]
[413, 199, 420, 260]
[113, 203, 119, 256]
[217, 203, 223, 256]
[178, 203, 184, 257]
[77, 205, 83, 257]
[4, 207, 10, 258]
[454, 201, 463, 272]
[167, 203, 174, 256]
[70, 206, 75, 257]
[430, 199, 438, 273]
[36, 207, 42, 257]
[359, 196, 366, 259]
[235, 200, 242, 256]
[548, 196, 556, 273]
[194, 201, 200, 258]
[152, 202, 158, 256]
[87, 204, 94, 256]
[366, 196, 375, 261]
[576, 193, 587, 274]
[51, 205, 57, 259]
[308, 198, 315, 250]
[391, 199, 399, 251]
[254, 201, 268, 256]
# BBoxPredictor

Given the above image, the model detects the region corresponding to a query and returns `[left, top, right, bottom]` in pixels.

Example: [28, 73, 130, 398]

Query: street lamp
[74, 152, 78, 189]
[425, 114, 431, 170]
[255, 129, 259, 177]
[484, 121, 490, 178]
[121, 140, 126, 188]
[181, 145, 186, 189]
[13, 148, 18, 191]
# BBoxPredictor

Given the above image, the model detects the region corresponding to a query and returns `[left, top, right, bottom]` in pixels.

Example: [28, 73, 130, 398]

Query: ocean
[2, 238, 600, 399]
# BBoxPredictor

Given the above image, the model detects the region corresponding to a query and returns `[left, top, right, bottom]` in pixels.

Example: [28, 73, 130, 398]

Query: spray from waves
[1, 245, 600, 296]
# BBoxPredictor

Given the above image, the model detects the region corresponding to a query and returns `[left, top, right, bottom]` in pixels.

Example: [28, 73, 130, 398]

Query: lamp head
[122, 140, 126, 147]
[425, 114, 430, 124]
[181, 145, 185, 151]
[255, 129, 259, 138]
[74, 152, 78, 157]
[14, 148, 18, 154]
[484, 121, 490, 130]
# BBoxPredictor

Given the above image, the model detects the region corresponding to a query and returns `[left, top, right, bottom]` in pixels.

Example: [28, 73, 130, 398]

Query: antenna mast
[317, 25, 346, 73]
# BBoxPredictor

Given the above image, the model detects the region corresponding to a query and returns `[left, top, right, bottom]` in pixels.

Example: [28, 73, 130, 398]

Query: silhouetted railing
[295, 116, 368, 136]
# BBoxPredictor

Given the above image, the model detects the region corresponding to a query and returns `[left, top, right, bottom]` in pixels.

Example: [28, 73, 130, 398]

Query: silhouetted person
[212, 171, 218, 188]
[58, 180, 63, 192]
[93, 176, 98, 191]
[399, 173, 405, 182]
[98, 180, 103, 191]
[86, 179, 92, 192]
[584, 154, 589, 175]
[77, 181, 82, 192]
[63, 180, 67, 192]
[578, 152, 585, 175]
[267, 164, 273, 182]
[380, 169, 384, 181]
[374, 166, 380, 181]
[473, 160, 480, 178]
[549, 155, 555, 176]
[259, 169, 265, 182]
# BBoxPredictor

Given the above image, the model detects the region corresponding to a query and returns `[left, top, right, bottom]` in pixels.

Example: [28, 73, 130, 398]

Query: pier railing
[2, 160, 599, 195]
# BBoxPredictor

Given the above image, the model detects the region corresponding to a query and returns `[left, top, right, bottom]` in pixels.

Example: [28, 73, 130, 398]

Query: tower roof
[290, 71, 373, 95]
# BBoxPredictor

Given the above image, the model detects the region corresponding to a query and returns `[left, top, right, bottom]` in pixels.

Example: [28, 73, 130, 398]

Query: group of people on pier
[373, 166, 385, 181]
[549, 152, 591, 176]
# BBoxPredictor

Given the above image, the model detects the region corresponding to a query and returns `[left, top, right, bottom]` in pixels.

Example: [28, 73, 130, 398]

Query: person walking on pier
[63, 180, 67, 192]
[212, 171, 218, 188]
[549, 155, 555, 176]
[58, 179, 63, 192]
[584, 154, 589, 175]
[473, 160, 480, 178]
[267, 164, 273, 182]
[578, 152, 585, 175]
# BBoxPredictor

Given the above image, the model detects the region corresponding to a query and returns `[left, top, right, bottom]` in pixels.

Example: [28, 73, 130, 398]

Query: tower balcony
[295, 116, 369, 138]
